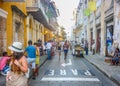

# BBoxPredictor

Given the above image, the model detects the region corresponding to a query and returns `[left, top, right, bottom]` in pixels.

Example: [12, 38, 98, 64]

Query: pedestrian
[34, 42, 40, 76]
[63, 41, 69, 60]
[46, 40, 52, 60]
[6, 42, 28, 86]
[57, 42, 62, 60]
[24, 40, 36, 79]
[92, 40, 95, 55]
[111, 47, 120, 65]
[0, 51, 10, 76]
[85, 40, 88, 55]
[38, 41, 43, 56]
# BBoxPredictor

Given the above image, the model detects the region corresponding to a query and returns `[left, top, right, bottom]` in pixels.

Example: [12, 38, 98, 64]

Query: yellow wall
[44, 27, 53, 42]
[0, 1, 27, 53]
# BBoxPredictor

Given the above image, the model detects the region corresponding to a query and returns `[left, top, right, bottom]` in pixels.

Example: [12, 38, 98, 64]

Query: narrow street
[28, 51, 117, 86]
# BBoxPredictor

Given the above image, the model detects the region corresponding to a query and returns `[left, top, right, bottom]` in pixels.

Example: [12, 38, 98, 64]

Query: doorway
[96, 29, 101, 53]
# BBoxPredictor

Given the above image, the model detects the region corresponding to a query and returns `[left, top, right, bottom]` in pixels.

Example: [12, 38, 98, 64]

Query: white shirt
[46, 42, 52, 49]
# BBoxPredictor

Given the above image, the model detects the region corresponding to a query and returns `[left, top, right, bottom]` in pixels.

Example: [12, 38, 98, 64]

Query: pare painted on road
[44, 69, 95, 76]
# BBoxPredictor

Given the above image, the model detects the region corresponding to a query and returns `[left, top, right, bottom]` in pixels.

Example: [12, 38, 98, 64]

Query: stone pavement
[0, 55, 47, 86]
[29, 55, 47, 78]
[84, 53, 120, 85]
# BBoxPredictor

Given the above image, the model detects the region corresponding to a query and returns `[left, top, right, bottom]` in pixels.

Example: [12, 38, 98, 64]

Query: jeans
[85, 47, 88, 55]
[47, 49, 51, 59]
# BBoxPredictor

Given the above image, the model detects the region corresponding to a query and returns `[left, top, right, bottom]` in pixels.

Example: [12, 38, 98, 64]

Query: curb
[84, 56, 120, 86]
[38, 57, 47, 68]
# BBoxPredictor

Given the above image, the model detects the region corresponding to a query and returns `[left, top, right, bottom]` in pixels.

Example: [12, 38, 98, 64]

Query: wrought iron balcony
[26, 0, 57, 31]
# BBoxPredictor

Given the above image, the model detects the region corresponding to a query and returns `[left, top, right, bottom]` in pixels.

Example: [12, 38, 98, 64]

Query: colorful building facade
[0, 1, 27, 55]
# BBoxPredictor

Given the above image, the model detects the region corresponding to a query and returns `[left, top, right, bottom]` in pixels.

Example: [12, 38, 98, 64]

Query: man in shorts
[24, 40, 36, 79]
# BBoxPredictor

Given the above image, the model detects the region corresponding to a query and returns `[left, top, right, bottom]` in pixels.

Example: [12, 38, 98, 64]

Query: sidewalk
[0, 55, 47, 86]
[29, 55, 47, 78]
[84, 53, 120, 85]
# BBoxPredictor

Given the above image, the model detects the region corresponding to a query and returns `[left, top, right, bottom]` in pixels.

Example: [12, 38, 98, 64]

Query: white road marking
[61, 59, 72, 67]
[48, 70, 54, 76]
[71, 69, 78, 75]
[84, 70, 92, 76]
[41, 77, 100, 82]
[60, 69, 66, 75]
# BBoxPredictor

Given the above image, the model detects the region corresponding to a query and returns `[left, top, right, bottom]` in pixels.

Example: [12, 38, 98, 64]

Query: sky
[53, 0, 79, 33]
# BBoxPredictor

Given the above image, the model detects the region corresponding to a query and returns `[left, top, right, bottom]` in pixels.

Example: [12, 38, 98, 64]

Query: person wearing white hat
[6, 42, 28, 86]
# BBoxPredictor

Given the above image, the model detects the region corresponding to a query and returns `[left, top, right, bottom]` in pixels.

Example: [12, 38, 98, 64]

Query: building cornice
[11, 5, 26, 17]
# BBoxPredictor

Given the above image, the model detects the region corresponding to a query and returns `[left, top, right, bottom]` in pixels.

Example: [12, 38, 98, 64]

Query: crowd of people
[1, 39, 119, 85]
[0, 39, 72, 86]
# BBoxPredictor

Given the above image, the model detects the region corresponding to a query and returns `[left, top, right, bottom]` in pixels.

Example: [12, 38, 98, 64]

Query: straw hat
[8, 42, 24, 52]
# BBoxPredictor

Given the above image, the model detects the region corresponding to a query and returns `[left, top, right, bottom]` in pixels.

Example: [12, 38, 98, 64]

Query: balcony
[95, 8, 101, 18]
[105, 5, 114, 21]
[96, 17, 101, 26]
[26, 0, 56, 31]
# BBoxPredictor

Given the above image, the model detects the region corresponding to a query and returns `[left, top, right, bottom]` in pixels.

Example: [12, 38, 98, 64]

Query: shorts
[27, 58, 36, 69]
[64, 50, 68, 53]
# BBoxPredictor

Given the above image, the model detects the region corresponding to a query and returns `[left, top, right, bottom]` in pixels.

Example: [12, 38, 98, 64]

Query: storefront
[96, 28, 101, 53]
[90, 28, 93, 51]
[106, 20, 114, 56]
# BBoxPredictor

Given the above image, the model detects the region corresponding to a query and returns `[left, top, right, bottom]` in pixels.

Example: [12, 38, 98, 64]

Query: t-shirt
[58, 45, 61, 50]
[46, 42, 52, 50]
[0, 56, 10, 70]
[63, 44, 68, 50]
[25, 45, 36, 58]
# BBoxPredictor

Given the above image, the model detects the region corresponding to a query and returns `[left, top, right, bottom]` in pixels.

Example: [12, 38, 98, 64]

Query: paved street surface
[29, 51, 118, 86]
[84, 53, 120, 85]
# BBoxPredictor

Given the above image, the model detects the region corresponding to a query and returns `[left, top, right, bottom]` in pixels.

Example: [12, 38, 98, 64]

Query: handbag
[6, 71, 28, 86]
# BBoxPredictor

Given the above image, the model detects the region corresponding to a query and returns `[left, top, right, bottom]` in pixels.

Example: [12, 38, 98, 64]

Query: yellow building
[0, 1, 27, 55]
[26, 14, 45, 44]
[44, 27, 53, 42]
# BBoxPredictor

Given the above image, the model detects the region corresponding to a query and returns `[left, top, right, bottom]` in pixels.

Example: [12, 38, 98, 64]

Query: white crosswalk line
[41, 77, 100, 82]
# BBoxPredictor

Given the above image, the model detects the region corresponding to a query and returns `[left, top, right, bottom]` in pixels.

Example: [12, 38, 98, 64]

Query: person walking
[34, 42, 40, 76]
[57, 42, 62, 60]
[85, 40, 88, 55]
[46, 40, 52, 60]
[6, 42, 28, 86]
[24, 40, 36, 79]
[63, 41, 69, 60]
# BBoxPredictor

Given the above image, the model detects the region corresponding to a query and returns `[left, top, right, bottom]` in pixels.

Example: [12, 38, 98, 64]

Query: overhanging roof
[27, 8, 56, 31]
